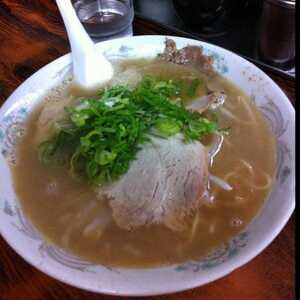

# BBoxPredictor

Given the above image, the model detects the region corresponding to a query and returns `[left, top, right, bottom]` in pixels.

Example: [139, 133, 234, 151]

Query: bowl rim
[0, 35, 295, 296]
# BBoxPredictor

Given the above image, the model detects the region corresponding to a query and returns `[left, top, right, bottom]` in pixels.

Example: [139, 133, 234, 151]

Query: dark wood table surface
[0, 1, 295, 299]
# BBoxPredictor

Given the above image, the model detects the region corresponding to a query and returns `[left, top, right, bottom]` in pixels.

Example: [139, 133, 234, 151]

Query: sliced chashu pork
[98, 134, 209, 232]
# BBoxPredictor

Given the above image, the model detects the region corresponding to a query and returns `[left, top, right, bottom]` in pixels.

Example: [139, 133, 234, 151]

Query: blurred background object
[172, 0, 250, 36]
[72, 0, 134, 39]
[259, 0, 295, 69]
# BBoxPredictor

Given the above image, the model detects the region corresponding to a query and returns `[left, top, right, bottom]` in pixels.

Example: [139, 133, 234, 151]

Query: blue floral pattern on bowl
[0, 107, 28, 164]
[176, 232, 248, 272]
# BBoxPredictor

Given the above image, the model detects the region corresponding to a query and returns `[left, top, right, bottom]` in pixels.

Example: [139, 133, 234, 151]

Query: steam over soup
[12, 40, 276, 267]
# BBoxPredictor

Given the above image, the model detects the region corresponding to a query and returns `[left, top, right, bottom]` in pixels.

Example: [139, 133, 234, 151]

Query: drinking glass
[72, 0, 134, 39]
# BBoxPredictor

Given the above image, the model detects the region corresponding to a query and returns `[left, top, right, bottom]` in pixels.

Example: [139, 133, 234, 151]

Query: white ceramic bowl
[0, 35, 295, 296]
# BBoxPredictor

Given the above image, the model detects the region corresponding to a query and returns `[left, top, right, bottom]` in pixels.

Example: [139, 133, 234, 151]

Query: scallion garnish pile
[39, 76, 218, 185]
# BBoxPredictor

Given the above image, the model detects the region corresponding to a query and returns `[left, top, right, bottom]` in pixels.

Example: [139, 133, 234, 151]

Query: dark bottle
[258, 0, 295, 69]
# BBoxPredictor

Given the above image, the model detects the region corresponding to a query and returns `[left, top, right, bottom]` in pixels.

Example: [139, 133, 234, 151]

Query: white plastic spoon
[56, 0, 114, 90]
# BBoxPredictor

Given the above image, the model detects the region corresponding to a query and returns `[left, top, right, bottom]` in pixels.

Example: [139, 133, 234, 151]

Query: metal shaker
[259, 0, 295, 69]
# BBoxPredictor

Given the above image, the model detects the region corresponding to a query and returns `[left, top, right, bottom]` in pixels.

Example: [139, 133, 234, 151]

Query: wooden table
[0, 1, 295, 299]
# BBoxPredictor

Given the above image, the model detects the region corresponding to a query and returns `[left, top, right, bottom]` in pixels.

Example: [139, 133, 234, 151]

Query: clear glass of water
[72, 0, 134, 39]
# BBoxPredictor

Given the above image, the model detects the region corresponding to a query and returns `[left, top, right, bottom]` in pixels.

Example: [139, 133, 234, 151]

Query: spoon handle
[56, 0, 113, 89]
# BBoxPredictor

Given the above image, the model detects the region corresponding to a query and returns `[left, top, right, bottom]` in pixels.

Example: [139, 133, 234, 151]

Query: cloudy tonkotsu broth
[12, 59, 276, 267]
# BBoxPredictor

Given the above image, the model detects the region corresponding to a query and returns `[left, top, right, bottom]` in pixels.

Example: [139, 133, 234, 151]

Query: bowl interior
[0, 35, 295, 296]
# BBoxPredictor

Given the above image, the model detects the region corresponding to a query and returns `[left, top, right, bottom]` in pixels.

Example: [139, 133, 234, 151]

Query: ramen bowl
[0, 35, 295, 296]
